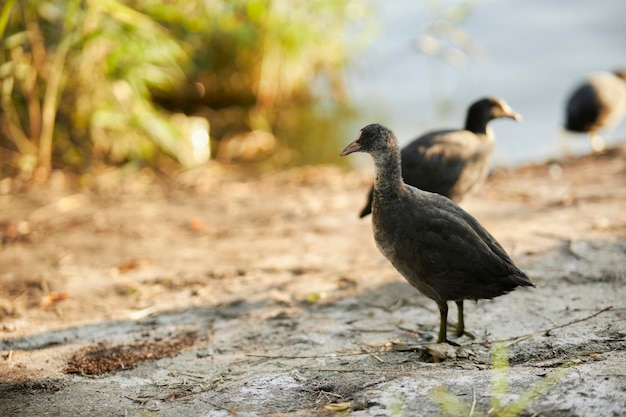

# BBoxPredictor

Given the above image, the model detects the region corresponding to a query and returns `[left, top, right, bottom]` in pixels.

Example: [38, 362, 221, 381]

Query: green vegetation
[0, 0, 371, 179]
[429, 344, 571, 417]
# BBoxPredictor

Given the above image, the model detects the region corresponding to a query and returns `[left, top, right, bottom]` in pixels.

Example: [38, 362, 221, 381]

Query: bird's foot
[438, 339, 460, 347]
[456, 329, 476, 340]
[447, 322, 475, 340]
[590, 134, 606, 154]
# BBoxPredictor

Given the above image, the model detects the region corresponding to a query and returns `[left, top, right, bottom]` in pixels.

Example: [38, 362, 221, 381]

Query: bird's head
[472, 97, 522, 122]
[339, 123, 397, 157]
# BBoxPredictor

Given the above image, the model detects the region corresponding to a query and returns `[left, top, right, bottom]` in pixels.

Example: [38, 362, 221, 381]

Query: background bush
[0, 0, 369, 179]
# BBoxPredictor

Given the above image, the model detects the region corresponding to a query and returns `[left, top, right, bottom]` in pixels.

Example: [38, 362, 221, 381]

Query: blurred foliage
[0, 0, 192, 178]
[412, 0, 480, 118]
[414, 0, 480, 68]
[429, 344, 571, 417]
[0, 0, 371, 179]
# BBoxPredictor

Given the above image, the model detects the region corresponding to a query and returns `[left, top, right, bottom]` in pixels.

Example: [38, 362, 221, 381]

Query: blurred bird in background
[563, 69, 626, 153]
[359, 97, 521, 218]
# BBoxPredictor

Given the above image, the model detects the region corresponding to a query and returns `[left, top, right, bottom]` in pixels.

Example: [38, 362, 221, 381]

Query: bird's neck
[372, 146, 404, 197]
[465, 118, 495, 142]
[465, 115, 491, 135]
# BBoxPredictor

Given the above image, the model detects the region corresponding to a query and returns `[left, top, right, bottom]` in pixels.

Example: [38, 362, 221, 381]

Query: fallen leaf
[187, 218, 208, 232]
[111, 259, 152, 275]
[114, 284, 140, 296]
[39, 292, 70, 308]
[306, 293, 323, 303]
[129, 306, 158, 320]
[323, 402, 351, 411]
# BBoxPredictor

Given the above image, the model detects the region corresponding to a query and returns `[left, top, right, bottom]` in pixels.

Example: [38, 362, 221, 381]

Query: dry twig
[483, 306, 614, 347]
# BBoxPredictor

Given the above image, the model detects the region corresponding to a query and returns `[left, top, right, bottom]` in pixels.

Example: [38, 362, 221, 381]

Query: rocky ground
[0, 145, 625, 417]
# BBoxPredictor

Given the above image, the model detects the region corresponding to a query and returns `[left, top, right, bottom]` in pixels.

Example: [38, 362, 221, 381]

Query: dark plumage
[564, 69, 626, 152]
[341, 124, 534, 344]
[359, 97, 521, 218]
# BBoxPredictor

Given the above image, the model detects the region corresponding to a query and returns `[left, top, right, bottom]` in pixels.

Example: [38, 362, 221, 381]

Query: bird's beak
[508, 112, 523, 122]
[339, 140, 361, 157]
[501, 104, 522, 122]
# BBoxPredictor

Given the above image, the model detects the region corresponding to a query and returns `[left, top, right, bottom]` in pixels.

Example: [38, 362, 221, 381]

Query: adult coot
[341, 124, 534, 344]
[564, 70, 626, 152]
[359, 98, 521, 218]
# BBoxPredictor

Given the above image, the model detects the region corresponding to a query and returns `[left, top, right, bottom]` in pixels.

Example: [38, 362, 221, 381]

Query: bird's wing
[386, 189, 531, 300]
[566, 84, 602, 131]
[400, 130, 483, 198]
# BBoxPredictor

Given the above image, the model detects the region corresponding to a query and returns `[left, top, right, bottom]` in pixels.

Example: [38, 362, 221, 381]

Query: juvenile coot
[564, 70, 626, 152]
[341, 124, 534, 344]
[359, 97, 521, 218]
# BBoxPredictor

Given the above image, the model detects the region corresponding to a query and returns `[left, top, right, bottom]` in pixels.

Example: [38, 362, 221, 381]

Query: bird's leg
[437, 301, 453, 344]
[558, 130, 571, 156]
[589, 133, 606, 153]
[455, 300, 464, 337]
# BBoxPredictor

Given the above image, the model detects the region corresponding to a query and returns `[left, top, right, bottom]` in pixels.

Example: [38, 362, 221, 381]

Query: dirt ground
[1, 145, 625, 417]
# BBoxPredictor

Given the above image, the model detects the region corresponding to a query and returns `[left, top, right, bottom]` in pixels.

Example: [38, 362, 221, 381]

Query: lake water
[343, 0, 626, 167]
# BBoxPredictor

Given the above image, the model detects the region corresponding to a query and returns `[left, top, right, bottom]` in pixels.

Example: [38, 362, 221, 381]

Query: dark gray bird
[359, 97, 521, 218]
[564, 69, 626, 152]
[341, 123, 534, 344]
